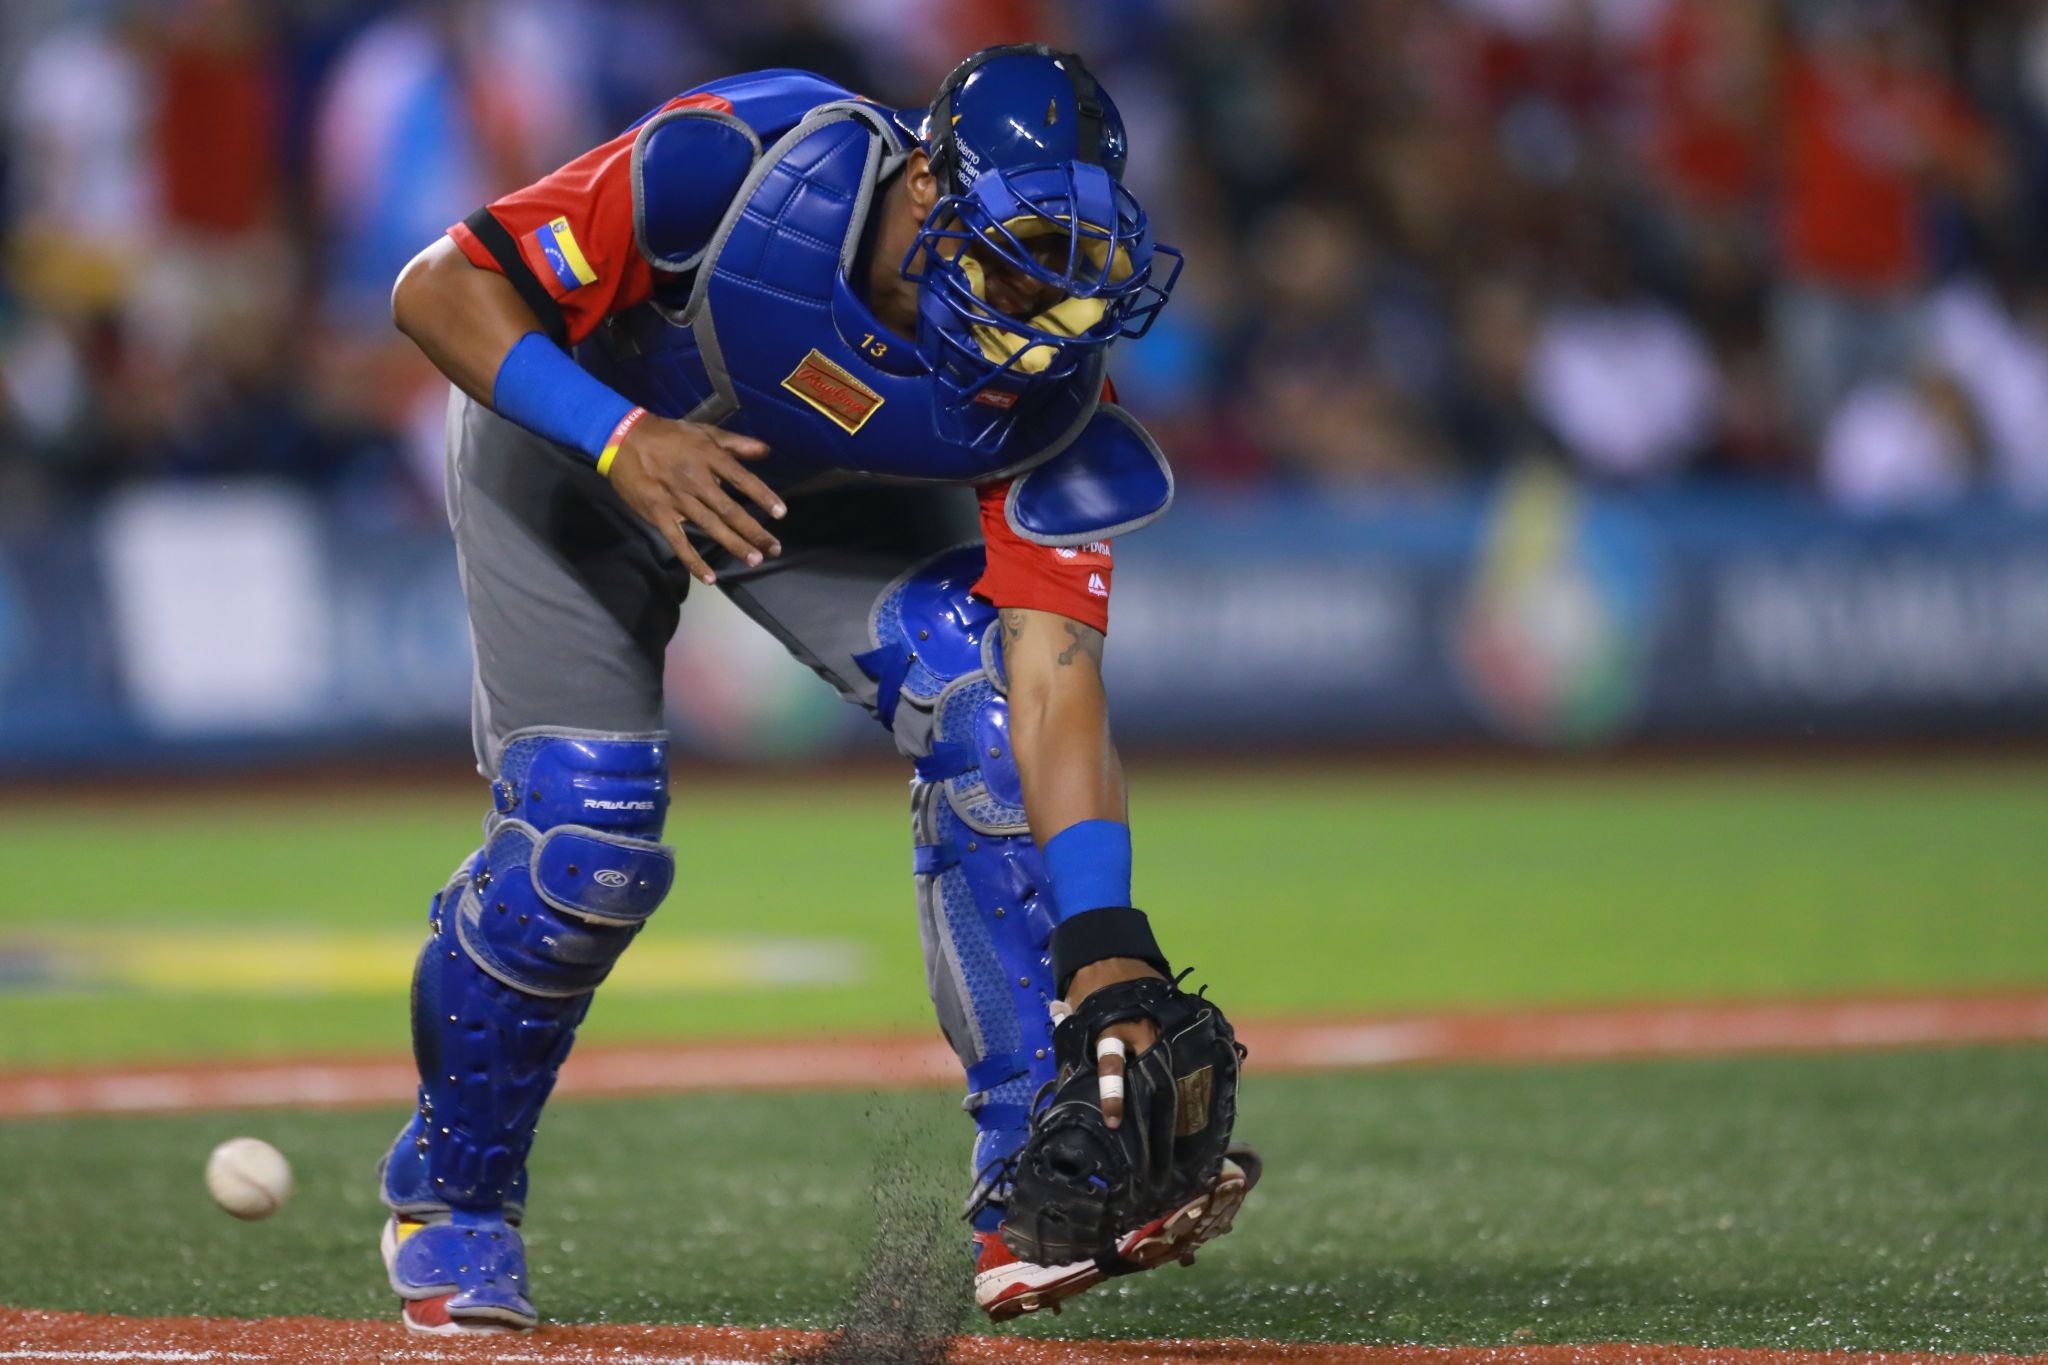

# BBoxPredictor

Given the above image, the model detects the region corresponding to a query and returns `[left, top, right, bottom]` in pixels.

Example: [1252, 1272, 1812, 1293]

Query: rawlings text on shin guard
[857, 546, 1062, 1222]
[999, 974, 1246, 1267]
[380, 730, 673, 1219]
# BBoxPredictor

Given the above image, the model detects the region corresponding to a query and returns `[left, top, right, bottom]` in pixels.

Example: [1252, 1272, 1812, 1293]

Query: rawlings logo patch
[1175, 1065, 1214, 1136]
[782, 349, 884, 434]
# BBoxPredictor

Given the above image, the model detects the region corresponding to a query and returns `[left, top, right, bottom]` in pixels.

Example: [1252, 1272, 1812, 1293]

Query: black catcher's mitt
[998, 972, 1246, 1266]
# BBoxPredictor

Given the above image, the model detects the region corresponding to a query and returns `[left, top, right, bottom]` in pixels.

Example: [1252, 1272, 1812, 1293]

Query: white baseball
[205, 1137, 293, 1221]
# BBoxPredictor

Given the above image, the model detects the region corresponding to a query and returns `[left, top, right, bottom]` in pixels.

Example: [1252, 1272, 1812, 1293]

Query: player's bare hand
[607, 416, 785, 584]
[1065, 956, 1165, 1129]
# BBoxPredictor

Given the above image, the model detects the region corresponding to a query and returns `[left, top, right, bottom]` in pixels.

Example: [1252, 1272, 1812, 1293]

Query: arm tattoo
[1057, 621, 1104, 668]
[999, 607, 1103, 668]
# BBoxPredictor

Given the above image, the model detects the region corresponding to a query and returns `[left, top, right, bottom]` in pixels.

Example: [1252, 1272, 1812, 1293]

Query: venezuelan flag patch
[533, 216, 598, 292]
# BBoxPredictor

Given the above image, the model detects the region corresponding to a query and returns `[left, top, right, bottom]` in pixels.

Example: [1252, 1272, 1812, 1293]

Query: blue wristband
[490, 331, 636, 465]
[1044, 819, 1133, 921]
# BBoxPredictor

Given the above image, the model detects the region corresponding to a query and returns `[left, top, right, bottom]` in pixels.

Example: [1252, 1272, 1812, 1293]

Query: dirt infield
[4, 992, 2046, 1121]
[3, 1309, 2044, 1365]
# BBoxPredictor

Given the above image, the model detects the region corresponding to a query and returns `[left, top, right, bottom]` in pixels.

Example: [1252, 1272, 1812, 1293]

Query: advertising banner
[2, 475, 2044, 770]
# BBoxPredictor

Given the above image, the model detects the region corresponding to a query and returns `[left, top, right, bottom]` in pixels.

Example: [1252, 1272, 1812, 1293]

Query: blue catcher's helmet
[902, 45, 1182, 451]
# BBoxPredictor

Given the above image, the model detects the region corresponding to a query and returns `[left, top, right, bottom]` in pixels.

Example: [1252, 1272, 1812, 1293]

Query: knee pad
[858, 549, 1061, 1210]
[382, 729, 673, 1215]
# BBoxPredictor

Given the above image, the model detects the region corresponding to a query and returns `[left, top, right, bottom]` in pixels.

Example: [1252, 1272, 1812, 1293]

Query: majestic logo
[781, 349, 885, 434]
[1086, 572, 1108, 598]
[1174, 1065, 1214, 1135]
[592, 869, 631, 889]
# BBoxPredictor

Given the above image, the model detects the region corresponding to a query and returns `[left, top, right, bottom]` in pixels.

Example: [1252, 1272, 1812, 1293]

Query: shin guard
[858, 548, 1062, 1228]
[381, 730, 673, 1227]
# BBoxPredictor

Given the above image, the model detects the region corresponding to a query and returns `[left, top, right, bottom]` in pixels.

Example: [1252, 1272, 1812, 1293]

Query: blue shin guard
[858, 548, 1062, 1231]
[380, 729, 673, 1320]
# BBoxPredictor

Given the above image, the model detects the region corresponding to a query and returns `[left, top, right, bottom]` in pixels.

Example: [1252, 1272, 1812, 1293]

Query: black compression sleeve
[461, 207, 569, 347]
[1049, 906, 1169, 997]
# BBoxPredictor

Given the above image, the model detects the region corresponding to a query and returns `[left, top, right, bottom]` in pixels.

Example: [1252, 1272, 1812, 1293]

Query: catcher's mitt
[997, 971, 1246, 1266]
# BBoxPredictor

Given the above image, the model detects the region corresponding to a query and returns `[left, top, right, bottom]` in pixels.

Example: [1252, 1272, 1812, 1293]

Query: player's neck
[863, 172, 922, 340]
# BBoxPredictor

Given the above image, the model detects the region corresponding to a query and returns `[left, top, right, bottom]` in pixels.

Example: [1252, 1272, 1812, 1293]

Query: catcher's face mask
[903, 162, 1180, 451]
[902, 45, 1182, 452]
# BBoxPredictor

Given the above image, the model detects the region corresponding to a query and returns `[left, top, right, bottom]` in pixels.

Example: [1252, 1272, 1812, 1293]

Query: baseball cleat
[974, 1232, 1100, 1321]
[398, 1291, 525, 1338]
[381, 1211, 538, 1336]
[976, 1143, 1262, 1321]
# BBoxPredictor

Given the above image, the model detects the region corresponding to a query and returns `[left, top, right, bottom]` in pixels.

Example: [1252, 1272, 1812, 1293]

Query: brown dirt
[5, 993, 2046, 1121]
[2, 1308, 2042, 1365]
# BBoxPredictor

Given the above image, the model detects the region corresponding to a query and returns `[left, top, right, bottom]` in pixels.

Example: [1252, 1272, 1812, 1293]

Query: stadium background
[3, 0, 2047, 766]
[1, 0, 2046, 1357]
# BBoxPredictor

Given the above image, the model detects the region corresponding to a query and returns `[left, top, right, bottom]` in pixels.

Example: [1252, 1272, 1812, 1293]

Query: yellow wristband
[596, 406, 648, 478]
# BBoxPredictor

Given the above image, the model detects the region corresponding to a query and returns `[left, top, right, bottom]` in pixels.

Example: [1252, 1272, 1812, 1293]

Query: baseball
[205, 1137, 293, 1221]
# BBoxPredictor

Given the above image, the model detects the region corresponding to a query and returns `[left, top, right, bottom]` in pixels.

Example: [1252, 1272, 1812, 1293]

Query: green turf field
[2, 760, 2044, 1068]
[0, 1049, 2042, 1351]
[2, 760, 2044, 1353]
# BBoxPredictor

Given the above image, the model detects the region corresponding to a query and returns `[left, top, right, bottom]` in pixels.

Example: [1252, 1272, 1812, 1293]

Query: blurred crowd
[4, 0, 2048, 530]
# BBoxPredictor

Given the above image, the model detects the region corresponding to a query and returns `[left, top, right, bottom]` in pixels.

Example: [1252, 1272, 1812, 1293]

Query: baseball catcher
[375, 45, 1257, 1334]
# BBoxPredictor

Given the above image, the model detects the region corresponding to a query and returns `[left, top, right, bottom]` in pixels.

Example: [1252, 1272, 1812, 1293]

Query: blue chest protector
[582, 98, 1171, 540]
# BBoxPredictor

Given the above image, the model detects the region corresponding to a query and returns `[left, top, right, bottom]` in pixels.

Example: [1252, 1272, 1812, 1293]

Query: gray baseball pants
[443, 390, 978, 774]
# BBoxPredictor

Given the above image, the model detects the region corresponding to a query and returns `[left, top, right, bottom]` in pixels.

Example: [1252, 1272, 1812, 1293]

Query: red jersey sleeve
[446, 93, 733, 346]
[972, 379, 1123, 634]
[972, 482, 1114, 635]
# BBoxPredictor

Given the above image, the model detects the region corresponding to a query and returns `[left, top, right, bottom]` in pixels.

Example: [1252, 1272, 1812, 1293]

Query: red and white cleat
[398, 1293, 526, 1338]
[973, 1232, 1101, 1321]
[381, 1213, 537, 1338]
[975, 1144, 1262, 1322]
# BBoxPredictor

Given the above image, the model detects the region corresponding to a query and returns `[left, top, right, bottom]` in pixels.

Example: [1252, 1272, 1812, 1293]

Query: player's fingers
[676, 492, 765, 568]
[1096, 1035, 1128, 1130]
[714, 457, 787, 520]
[662, 513, 717, 586]
[697, 482, 781, 557]
[710, 428, 771, 461]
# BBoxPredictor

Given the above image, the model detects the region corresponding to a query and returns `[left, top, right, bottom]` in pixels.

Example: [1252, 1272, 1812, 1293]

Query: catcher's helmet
[902, 45, 1181, 449]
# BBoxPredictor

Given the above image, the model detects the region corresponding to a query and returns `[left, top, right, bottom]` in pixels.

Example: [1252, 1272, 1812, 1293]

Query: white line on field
[0, 1355, 759, 1365]
[6, 1359, 179, 1364]
[351, 1357, 759, 1364]
[431, 1356, 757, 1364]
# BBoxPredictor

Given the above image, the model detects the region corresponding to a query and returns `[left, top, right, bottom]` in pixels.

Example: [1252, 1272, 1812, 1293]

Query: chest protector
[581, 102, 1110, 491]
